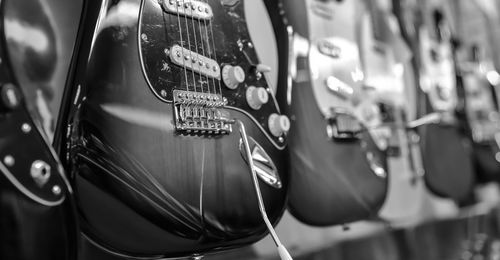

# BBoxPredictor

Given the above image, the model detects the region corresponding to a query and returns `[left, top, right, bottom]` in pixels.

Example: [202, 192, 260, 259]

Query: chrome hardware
[161, 0, 213, 20]
[366, 151, 387, 178]
[288, 31, 310, 83]
[30, 160, 51, 187]
[52, 185, 61, 195]
[326, 109, 362, 140]
[239, 136, 282, 189]
[237, 121, 292, 260]
[0, 83, 21, 110]
[21, 123, 32, 133]
[317, 39, 341, 58]
[3, 155, 14, 167]
[169, 44, 220, 79]
[325, 76, 354, 100]
[173, 90, 232, 134]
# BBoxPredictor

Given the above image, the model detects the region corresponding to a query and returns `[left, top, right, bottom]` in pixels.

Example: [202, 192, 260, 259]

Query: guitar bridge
[173, 90, 233, 135]
[326, 110, 362, 140]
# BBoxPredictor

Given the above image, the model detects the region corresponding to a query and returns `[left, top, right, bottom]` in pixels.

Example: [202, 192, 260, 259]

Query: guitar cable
[236, 120, 293, 260]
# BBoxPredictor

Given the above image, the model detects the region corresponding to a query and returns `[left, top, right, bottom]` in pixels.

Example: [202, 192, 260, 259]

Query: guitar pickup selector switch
[246, 86, 269, 110]
[222, 65, 245, 89]
[268, 113, 290, 137]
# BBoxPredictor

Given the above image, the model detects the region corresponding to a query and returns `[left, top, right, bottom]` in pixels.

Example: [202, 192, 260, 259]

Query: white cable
[236, 120, 293, 260]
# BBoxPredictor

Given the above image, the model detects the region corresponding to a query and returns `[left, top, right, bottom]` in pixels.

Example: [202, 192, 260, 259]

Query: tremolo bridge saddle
[173, 89, 233, 135]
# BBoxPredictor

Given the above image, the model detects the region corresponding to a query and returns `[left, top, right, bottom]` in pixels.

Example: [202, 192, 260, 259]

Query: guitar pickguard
[139, 0, 285, 148]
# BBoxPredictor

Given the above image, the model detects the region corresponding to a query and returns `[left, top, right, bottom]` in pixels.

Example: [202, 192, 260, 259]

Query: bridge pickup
[169, 44, 221, 79]
[173, 90, 232, 135]
[161, 0, 213, 20]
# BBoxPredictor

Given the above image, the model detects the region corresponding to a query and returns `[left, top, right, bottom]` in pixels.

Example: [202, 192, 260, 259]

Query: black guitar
[393, 0, 476, 202]
[55, 0, 290, 258]
[0, 0, 77, 259]
[456, 44, 500, 183]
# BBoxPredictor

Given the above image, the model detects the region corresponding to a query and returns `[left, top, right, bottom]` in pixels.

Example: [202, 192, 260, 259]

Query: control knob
[246, 86, 268, 110]
[222, 65, 245, 89]
[268, 113, 290, 137]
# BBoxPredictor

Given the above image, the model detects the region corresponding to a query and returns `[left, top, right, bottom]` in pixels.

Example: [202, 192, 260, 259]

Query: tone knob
[246, 86, 268, 110]
[268, 113, 290, 137]
[222, 65, 245, 89]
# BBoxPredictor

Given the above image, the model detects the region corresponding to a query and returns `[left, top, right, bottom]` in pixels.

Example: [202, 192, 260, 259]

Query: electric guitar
[280, 0, 389, 226]
[457, 44, 500, 183]
[454, 1, 500, 184]
[359, 0, 426, 222]
[56, 0, 290, 257]
[394, 0, 476, 202]
[0, 0, 77, 258]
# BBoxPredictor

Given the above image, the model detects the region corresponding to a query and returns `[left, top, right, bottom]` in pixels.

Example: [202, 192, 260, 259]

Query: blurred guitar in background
[394, 0, 476, 203]
[358, 0, 427, 222]
[280, 0, 388, 226]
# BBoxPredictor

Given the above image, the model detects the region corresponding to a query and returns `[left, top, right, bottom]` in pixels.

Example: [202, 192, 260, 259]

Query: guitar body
[0, 0, 77, 259]
[459, 59, 500, 183]
[394, 0, 475, 202]
[58, 0, 289, 257]
[458, 3, 500, 184]
[281, 0, 388, 226]
[358, 1, 425, 221]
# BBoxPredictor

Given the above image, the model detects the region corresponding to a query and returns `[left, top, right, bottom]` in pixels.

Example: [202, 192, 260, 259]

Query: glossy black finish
[472, 142, 500, 183]
[278, 0, 388, 226]
[140, 0, 284, 146]
[57, 0, 288, 257]
[393, 0, 475, 202]
[284, 79, 388, 225]
[0, 0, 77, 259]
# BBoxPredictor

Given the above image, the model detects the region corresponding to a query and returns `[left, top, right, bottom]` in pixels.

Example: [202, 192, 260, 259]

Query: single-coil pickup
[173, 90, 232, 134]
[161, 0, 213, 21]
[169, 44, 221, 79]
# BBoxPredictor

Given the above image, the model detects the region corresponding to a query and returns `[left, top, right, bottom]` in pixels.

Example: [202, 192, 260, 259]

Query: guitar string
[175, 0, 189, 92]
[196, 15, 211, 94]
[201, 0, 218, 95]
[205, 0, 223, 96]
[189, 2, 204, 93]
[181, 0, 198, 93]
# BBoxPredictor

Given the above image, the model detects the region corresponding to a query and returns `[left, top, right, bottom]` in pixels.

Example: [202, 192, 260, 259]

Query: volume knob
[246, 86, 268, 110]
[222, 65, 245, 89]
[268, 113, 290, 137]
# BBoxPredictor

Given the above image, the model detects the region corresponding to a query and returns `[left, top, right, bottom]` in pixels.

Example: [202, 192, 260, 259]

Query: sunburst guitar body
[56, 0, 291, 257]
